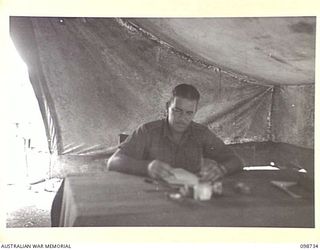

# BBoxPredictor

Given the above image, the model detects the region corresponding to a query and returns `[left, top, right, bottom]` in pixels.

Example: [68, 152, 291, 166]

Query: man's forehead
[172, 97, 197, 110]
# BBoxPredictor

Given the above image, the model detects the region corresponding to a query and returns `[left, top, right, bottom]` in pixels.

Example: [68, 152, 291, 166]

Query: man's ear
[166, 101, 169, 110]
[164, 101, 170, 118]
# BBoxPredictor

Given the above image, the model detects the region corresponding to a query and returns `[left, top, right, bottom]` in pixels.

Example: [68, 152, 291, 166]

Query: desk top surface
[60, 170, 314, 227]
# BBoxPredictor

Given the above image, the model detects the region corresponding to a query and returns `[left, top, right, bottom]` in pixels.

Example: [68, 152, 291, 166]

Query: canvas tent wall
[9, 17, 315, 177]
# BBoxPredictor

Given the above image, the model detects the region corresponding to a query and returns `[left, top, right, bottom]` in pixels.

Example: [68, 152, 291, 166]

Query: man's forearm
[220, 155, 243, 175]
[107, 150, 150, 176]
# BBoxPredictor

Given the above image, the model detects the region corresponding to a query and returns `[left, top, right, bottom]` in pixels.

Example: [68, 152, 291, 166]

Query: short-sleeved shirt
[119, 119, 241, 174]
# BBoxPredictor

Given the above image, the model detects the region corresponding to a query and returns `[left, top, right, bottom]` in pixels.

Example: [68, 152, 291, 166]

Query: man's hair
[166, 84, 200, 110]
[172, 84, 200, 101]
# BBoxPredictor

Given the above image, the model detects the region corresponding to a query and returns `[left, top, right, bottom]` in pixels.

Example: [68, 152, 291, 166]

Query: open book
[163, 168, 199, 186]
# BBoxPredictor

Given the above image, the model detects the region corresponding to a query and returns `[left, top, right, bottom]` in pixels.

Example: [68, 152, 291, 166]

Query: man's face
[168, 96, 198, 133]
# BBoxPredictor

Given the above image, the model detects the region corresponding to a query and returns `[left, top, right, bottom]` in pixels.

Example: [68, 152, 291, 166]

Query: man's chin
[173, 125, 188, 133]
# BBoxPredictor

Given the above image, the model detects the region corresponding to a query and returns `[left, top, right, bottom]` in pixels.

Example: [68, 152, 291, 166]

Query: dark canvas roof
[131, 17, 315, 85]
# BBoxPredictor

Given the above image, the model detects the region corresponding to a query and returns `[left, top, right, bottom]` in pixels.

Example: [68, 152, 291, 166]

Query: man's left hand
[199, 159, 225, 182]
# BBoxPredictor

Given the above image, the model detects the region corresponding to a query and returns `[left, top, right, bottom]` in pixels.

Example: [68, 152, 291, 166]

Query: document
[163, 168, 199, 186]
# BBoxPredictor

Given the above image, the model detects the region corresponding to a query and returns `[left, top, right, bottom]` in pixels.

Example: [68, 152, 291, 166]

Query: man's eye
[173, 108, 182, 113]
[171, 108, 194, 116]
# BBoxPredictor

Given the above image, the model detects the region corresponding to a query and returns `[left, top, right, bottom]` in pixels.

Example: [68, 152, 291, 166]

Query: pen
[144, 178, 158, 184]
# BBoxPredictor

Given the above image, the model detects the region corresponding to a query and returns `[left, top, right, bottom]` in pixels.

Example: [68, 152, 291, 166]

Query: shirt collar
[162, 118, 194, 143]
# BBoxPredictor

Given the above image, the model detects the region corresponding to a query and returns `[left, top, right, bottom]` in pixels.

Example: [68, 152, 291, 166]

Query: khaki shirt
[119, 119, 241, 174]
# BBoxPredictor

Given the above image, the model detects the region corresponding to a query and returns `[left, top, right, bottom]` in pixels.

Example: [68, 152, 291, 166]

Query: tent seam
[117, 18, 277, 88]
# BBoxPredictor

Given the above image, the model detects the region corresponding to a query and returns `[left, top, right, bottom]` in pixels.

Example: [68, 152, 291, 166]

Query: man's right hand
[147, 160, 174, 180]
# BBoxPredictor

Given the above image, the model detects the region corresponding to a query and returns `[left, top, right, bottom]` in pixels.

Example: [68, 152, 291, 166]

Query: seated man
[107, 84, 242, 182]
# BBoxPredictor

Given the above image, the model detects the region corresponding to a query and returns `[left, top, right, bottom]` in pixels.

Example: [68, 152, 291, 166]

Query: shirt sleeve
[202, 128, 242, 175]
[118, 124, 149, 160]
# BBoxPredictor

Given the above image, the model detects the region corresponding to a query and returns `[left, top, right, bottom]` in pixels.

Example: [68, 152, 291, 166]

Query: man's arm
[106, 124, 151, 176]
[107, 121, 175, 178]
[107, 149, 175, 178]
[107, 149, 150, 176]
[203, 129, 243, 176]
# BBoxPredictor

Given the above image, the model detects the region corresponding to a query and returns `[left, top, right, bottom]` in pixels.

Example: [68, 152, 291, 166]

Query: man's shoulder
[140, 119, 164, 131]
[190, 121, 210, 132]
[190, 122, 220, 139]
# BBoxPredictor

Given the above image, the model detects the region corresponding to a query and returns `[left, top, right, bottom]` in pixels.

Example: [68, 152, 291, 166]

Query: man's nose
[179, 112, 191, 121]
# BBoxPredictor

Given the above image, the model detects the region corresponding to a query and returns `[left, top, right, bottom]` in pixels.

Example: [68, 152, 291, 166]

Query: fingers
[200, 159, 225, 183]
[157, 166, 174, 179]
[148, 160, 174, 179]
[200, 167, 223, 182]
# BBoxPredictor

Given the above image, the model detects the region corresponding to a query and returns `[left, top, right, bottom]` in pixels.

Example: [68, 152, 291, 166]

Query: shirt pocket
[177, 142, 202, 173]
[148, 137, 174, 166]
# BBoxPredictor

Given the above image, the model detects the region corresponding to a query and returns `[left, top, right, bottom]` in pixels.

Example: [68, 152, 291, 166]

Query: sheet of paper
[243, 166, 280, 171]
[163, 168, 199, 186]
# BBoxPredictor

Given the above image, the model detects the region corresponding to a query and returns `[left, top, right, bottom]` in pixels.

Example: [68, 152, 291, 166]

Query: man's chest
[146, 136, 203, 173]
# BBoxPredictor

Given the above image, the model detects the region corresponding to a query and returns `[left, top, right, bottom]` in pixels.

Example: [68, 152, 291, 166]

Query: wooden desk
[51, 170, 314, 227]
